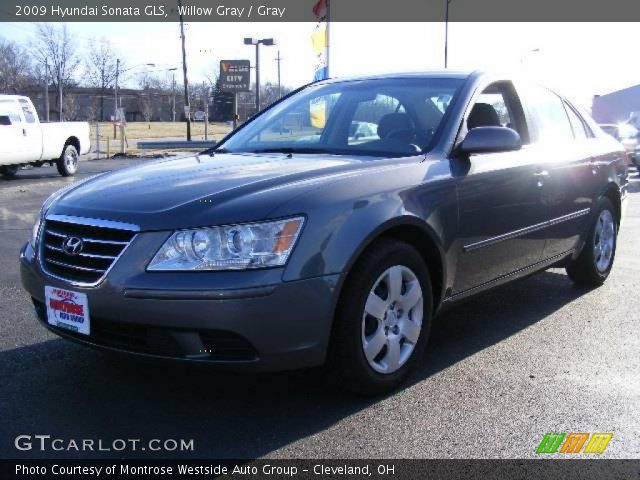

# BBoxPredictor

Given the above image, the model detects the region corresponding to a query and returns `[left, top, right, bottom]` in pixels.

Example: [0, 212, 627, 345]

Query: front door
[0, 98, 27, 164]
[452, 81, 547, 294]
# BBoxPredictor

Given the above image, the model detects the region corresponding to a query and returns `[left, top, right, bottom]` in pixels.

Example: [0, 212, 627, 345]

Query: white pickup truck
[0, 95, 90, 179]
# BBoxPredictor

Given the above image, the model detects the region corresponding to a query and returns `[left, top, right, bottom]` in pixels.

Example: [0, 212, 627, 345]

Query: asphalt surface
[0, 158, 639, 460]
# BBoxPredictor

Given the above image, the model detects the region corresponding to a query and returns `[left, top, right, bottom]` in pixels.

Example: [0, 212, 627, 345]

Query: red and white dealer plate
[44, 286, 91, 336]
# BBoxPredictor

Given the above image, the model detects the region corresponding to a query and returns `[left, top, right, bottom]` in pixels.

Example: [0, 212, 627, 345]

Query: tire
[326, 239, 433, 395]
[56, 144, 79, 177]
[566, 197, 617, 286]
[0, 165, 19, 179]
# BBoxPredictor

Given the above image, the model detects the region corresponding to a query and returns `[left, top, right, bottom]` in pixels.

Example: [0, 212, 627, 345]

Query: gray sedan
[20, 71, 628, 394]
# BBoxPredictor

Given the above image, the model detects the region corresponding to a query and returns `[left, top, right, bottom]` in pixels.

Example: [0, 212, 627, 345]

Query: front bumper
[20, 240, 341, 371]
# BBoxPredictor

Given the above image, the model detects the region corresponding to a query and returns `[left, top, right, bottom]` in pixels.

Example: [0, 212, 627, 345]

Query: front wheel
[326, 239, 433, 395]
[57, 144, 79, 177]
[566, 197, 617, 286]
[0, 165, 19, 179]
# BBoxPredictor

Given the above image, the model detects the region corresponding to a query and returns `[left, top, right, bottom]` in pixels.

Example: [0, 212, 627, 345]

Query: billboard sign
[219, 60, 251, 92]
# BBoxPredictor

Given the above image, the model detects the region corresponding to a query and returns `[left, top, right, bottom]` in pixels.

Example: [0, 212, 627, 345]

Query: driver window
[474, 93, 511, 127]
[348, 94, 405, 145]
[467, 82, 528, 143]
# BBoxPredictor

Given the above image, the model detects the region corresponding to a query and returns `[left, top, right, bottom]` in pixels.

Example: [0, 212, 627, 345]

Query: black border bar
[4, 459, 640, 479]
[2, 0, 640, 22]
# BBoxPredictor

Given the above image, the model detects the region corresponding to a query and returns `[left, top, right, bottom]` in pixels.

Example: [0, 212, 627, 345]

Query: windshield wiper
[202, 147, 229, 156]
[249, 147, 338, 155]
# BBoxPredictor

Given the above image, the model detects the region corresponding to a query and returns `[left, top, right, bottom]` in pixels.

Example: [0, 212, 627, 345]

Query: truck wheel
[57, 144, 79, 177]
[326, 239, 433, 395]
[0, 165, 19, 179]
[566, 197, 617, 286]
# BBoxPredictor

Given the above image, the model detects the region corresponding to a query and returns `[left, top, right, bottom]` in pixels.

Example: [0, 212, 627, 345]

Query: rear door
[518, 86, 596, 259]
[18, 98, 43, 161]
[452, 81, 547, 294]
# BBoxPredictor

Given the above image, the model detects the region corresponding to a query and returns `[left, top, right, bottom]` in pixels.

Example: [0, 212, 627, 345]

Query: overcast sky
[3, 21, 639, 109]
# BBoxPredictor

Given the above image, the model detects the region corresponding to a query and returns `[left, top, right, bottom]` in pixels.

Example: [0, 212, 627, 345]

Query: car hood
[50, 152, 411, 230]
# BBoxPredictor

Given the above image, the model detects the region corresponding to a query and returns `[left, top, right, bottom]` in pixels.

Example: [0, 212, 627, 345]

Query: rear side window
[18, 99, 37, 124]
[523, 86, 574, 143]
[0, 99, 23, 124]
[563, 101, 588, 140]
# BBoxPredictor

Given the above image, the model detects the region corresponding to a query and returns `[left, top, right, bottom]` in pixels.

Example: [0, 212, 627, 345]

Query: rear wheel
[566, 197, 617, 286]
[326, 239, 433, 395]
[56, 144, 79, 177]
[0, 165, 19, 179]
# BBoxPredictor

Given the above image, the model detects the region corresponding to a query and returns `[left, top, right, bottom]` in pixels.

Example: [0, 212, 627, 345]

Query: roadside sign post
[204, 86, 210, 141]
[233, 93, 238, 130]
[120, 123, 125, 154]
[95, 122, 100, 160]
[218, 60, 251, 130]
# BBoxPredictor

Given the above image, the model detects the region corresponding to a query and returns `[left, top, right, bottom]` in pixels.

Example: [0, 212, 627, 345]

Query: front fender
[280, 168, 457, 284]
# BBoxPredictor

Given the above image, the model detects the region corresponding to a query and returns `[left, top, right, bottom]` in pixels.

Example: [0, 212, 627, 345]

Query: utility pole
[178, 0, 191, 141]
[325, 0, 331, 77]
[204, 82, 209, 141]
[444, 0, 452, 68]
[172, 70, 176, 122]
[43, 59, 49, 122]
[57, 63, 63, 122]
[275, 50, 282, 98]
[114, 58, 120, 120]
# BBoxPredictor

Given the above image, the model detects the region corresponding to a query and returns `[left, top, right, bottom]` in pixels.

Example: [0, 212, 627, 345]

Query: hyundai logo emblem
[62, 236, 84, 256]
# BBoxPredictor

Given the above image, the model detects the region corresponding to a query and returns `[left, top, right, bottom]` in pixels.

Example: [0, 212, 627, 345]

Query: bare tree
[85, 100, 99, 123]
[137, 71, 168, 91]
[62, 94, 80, 121]
[31, 24, 80, 120]
[139, 95, 153, 123]
[84, 37, 119, 121]
[0, 38, 35, 94]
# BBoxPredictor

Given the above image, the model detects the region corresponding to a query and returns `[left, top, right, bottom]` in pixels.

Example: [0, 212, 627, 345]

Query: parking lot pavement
[1, 161, 638, 459]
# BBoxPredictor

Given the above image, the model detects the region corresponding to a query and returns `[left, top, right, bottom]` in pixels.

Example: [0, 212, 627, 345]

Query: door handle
[22, 128, 27, 136]
[534, 169, 549, 187]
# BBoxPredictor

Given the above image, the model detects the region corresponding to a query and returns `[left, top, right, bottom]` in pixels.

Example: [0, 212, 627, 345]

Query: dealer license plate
[44, 286, 90, 336]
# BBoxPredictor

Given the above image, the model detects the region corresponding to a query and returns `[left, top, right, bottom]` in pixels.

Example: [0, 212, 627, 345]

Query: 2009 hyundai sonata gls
[21, 71, 628, 394]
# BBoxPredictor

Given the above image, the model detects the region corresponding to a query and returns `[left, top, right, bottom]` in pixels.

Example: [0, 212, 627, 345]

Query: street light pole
[275, 50, 282, 98]
[255, 43, 260, 113]
[244, 38, 275, 115]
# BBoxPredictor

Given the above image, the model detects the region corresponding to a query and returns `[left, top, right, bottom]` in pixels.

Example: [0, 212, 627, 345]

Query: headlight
[147, 217, 305, 271]
[30, 214, 43, 248]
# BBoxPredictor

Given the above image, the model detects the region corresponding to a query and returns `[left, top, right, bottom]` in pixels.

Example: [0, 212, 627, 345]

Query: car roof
[0, 94, 28, 101]
[318, 70, 477, 85]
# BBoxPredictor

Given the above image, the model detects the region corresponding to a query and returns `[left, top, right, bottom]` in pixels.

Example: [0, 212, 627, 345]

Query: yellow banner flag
[311, 23, 327, 55]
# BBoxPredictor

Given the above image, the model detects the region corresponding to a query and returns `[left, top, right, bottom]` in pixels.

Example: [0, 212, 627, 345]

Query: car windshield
[217, 77, 464, 158]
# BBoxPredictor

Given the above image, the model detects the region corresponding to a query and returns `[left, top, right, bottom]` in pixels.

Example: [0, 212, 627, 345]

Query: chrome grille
[40, 216, 137, 285]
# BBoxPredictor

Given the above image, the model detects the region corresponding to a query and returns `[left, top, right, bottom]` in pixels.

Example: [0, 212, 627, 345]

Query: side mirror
[459, 126, 522, 155]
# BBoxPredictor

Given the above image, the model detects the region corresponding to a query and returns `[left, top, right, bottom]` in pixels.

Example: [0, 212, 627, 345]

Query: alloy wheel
[593, 209, 615, 272]
[361, 265, 423, 374]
